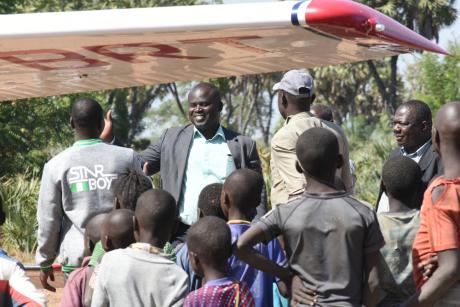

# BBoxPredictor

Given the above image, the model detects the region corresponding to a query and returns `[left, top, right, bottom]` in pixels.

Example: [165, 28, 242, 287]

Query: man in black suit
[138, 83, 266, 240]
[376, 100, 443, 212]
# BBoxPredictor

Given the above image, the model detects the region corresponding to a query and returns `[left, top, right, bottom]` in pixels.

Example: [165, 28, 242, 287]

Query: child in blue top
[222, 169, 288, 307]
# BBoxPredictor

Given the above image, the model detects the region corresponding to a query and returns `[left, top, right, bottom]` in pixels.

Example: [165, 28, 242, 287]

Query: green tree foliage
[0, 173, 40, 256]
[362, 0, 457, 114]
[406, 41, 460, 113]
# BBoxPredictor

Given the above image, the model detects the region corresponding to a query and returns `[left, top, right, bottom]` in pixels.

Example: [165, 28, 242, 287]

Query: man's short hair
[382, 156, 422, 209]
[296, 128, 339, 178]
[71, 97, 103, 129]
[187, 216, 231, 266]
[399, 100, 432, 124]
[113, 170, 152, 210]
[197, 183, 225, 219]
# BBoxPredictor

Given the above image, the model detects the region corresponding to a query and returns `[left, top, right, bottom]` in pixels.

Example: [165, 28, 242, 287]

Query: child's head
[134, 189, 176, 247]
[295, 127, 342, 184]
[382, 156, 422, 209]
[197, 183, 225, 219]
[434, 101, 460, 158]
[221, 169, 264, 220]
[70, 98, 104, 136]
[187, 216, 231, 277]
[101, 209, 135, 252]
[113, 170, 153, 210]
[84, 213, 108, 255]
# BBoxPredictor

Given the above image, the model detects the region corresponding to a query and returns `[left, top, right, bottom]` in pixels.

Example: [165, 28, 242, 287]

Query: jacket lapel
[175, 124, 194, 191]
[418, 141, 436, 172]
[223, 127, 242, 169]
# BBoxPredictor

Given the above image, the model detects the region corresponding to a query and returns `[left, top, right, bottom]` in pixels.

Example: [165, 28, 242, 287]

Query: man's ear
[336, 154, 344, 169]
[420, 120, 429, 132]
[281, 92, 288, 107]
[381, 181, 387, 193]
[295, 161, 304, 174]
[70, 117, 75, 129]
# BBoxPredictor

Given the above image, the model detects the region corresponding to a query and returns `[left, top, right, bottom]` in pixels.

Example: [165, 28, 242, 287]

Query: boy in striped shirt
[184, 216, 255, 307]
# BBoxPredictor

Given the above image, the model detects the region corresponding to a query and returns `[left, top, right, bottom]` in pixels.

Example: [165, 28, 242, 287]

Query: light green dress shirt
[178, 126, 236, 225]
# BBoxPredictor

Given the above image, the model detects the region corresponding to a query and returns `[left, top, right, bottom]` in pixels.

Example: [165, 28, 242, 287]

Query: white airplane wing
[0, 0, 447, 101]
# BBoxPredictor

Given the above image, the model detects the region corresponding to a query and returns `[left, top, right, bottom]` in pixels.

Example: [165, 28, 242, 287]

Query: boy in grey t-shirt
[36, 98, 143, 291]
[236, 128, 384, 306]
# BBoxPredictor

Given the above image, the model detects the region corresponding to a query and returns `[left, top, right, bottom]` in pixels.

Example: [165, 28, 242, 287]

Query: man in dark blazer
[141, 82, 266, 239]
[376, 100, 443, 212]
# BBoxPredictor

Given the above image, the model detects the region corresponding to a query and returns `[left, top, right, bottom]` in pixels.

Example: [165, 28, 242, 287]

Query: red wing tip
[305, 0, 449, 56]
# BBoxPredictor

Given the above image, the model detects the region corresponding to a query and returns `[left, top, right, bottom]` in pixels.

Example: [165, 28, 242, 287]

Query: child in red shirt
[408, 102, 460, 306]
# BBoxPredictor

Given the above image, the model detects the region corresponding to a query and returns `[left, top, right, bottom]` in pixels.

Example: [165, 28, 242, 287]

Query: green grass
[0, 172, 40, 258]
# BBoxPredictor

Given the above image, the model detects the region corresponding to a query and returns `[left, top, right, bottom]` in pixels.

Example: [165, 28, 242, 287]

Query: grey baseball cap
[273, 70, 314, 96]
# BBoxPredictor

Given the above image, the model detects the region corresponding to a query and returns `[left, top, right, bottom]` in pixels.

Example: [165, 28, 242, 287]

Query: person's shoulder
[288, 113, 321, 132]
[341, 195, 378, 222]
[100, 248, 127, 265]
[163, 124, 193, 136]
[222, 127, 254, 142]
[0, 251, 21, 277]
[44, 145, 76, 166]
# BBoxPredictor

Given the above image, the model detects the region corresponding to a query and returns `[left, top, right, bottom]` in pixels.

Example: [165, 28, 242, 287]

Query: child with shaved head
[60, 213, 107, 307]
[377, 156, 422, 306]
[184, 216, 255, 307]
[83, 209, 136, 307]
[408, 102, 460, 306]
[221, 169, 288, 307]
[236, 128, 384, 306]
[176, 183, 226, 292]
[91, 189, 188, 307]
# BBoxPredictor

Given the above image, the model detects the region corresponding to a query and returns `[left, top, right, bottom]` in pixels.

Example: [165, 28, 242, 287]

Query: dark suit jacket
[141, 124, 267, 217]
[376, 141, 443, 210]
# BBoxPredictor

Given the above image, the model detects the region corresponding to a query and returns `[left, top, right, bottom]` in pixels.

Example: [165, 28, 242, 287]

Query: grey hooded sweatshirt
[36, 139, 143, 271]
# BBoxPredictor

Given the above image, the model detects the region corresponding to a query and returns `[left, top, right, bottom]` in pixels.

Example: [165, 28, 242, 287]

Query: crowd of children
[1, 98, 459, 307]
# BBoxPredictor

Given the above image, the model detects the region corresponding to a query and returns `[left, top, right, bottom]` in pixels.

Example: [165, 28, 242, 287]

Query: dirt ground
[44, 289, 63, 307]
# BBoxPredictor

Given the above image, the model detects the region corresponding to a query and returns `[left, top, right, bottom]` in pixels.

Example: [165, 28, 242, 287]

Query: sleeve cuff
[255, 221, 277, 244]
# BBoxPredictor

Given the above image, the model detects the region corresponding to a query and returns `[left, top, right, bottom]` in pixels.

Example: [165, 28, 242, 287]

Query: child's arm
[235, 225, 293, 283]
[362, 251, 381, 307]
[404, 249, 460, 307]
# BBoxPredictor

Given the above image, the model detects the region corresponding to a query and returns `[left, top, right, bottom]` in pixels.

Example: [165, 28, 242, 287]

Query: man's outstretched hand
[40, 269, 56, 292]
[100, 109, 113, 142]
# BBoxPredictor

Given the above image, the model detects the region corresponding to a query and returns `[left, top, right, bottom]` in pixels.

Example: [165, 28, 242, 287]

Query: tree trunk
[388, 55, 399, 114]
[367, 60, 391, 117]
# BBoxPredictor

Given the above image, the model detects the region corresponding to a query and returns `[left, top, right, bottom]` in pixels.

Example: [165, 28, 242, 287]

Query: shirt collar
[73, 138, 103, 147]
[401, 139, 432, 159]
[193, 125, 225, 141]
[285, 112, 314, 125]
